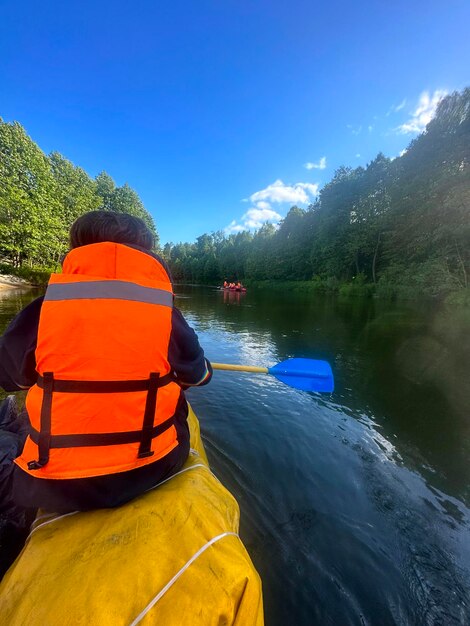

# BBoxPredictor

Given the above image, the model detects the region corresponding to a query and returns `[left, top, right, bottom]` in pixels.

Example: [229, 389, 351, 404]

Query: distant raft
[0, 405, 263, 626]
[220, 286, 247, 292]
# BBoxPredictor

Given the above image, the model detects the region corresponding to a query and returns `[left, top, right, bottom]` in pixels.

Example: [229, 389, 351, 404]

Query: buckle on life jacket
[137, 450, 155, 459]
[27, 459, 47, 470]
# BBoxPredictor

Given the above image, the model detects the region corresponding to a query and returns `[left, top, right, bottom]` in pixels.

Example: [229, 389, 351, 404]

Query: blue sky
[1, 0, 469, 244]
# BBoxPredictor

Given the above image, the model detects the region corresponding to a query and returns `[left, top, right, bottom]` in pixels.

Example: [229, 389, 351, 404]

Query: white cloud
[250, 179, 319, 205]
[368, 125, 373, 132]
[304, 156, 327, 170]
[391, 148, 408, 161]
[255, 200, 271, 210]
[224, 207, 282, 234]
[297, 182, 320, 196]
[386, 98, 407, 116]
[395, 98, 406, 112]
[243, 207, 282, 229]
[226, 178, 319, 235]
[224, 220, 245, 234]
[397, 90, 447, 134]
[355, 153, 361, 158]
[347, 124, 362, 136]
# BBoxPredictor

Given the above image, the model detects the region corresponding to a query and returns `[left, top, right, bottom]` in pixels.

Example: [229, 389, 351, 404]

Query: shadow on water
[1, 285, 469, 625]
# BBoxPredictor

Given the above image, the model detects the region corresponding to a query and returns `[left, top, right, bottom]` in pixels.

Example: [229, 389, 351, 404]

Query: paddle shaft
[211, 363, 268, 374]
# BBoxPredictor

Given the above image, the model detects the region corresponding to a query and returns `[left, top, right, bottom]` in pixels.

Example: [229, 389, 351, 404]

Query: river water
[1, 285, 469, 625]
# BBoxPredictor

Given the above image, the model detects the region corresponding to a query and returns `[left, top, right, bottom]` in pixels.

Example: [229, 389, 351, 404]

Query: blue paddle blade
[268, 358, 334, 392]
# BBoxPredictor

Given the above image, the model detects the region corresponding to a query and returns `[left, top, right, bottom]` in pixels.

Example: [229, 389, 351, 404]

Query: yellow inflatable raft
[0, 405, 263, 626]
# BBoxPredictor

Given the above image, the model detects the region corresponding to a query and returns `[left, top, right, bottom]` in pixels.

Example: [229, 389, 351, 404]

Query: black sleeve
[0, 296, 43, 391]
[168, 308, 212, 387]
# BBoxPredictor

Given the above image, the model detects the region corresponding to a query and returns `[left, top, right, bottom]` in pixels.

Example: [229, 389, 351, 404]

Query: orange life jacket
[15, 242, 182, 480]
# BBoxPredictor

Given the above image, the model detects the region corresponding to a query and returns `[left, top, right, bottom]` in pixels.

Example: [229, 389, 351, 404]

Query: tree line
[164, 89, 469, 299]
[0, 119, 157, 274]
[1, 89, 468, 299]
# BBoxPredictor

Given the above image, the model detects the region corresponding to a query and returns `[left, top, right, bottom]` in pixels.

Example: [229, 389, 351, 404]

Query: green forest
[1, 88, 469, 300]
[164, 89, 469, 300]
[0, 121, 157, 281]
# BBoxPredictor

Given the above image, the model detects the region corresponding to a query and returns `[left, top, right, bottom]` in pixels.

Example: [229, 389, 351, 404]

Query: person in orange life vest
[0, 211, 212, 513]
[223, 280, 229, 288]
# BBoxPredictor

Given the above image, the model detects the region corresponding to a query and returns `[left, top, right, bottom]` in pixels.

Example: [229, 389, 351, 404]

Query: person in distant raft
[0, 210, 212, 513]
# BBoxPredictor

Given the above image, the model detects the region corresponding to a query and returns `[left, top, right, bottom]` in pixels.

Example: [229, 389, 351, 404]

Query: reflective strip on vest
[44, 281, 173, 307]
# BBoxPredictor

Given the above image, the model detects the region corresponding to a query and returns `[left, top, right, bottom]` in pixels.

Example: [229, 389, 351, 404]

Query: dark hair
[70, 211, 155, 251]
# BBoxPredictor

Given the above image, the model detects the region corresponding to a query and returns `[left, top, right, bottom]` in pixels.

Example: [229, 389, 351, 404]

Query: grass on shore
[242, 276, 469, 305]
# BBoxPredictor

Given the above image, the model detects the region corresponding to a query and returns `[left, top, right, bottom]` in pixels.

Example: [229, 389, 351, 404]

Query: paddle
[211, 358, 334, 392]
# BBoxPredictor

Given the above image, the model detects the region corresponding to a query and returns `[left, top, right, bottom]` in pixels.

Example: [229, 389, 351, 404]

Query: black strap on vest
[36, 373, 173, 393]
[27, 372, 175, 471]
[28, 372, 54, 470]
[138, 372, 159, 459]
[29, 415, 175, 448]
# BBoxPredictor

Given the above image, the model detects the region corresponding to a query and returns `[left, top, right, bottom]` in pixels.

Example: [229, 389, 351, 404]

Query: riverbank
[241, 278, 470, 306]
[0, 264, 54, 288]
[0, 274, 33, 291]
